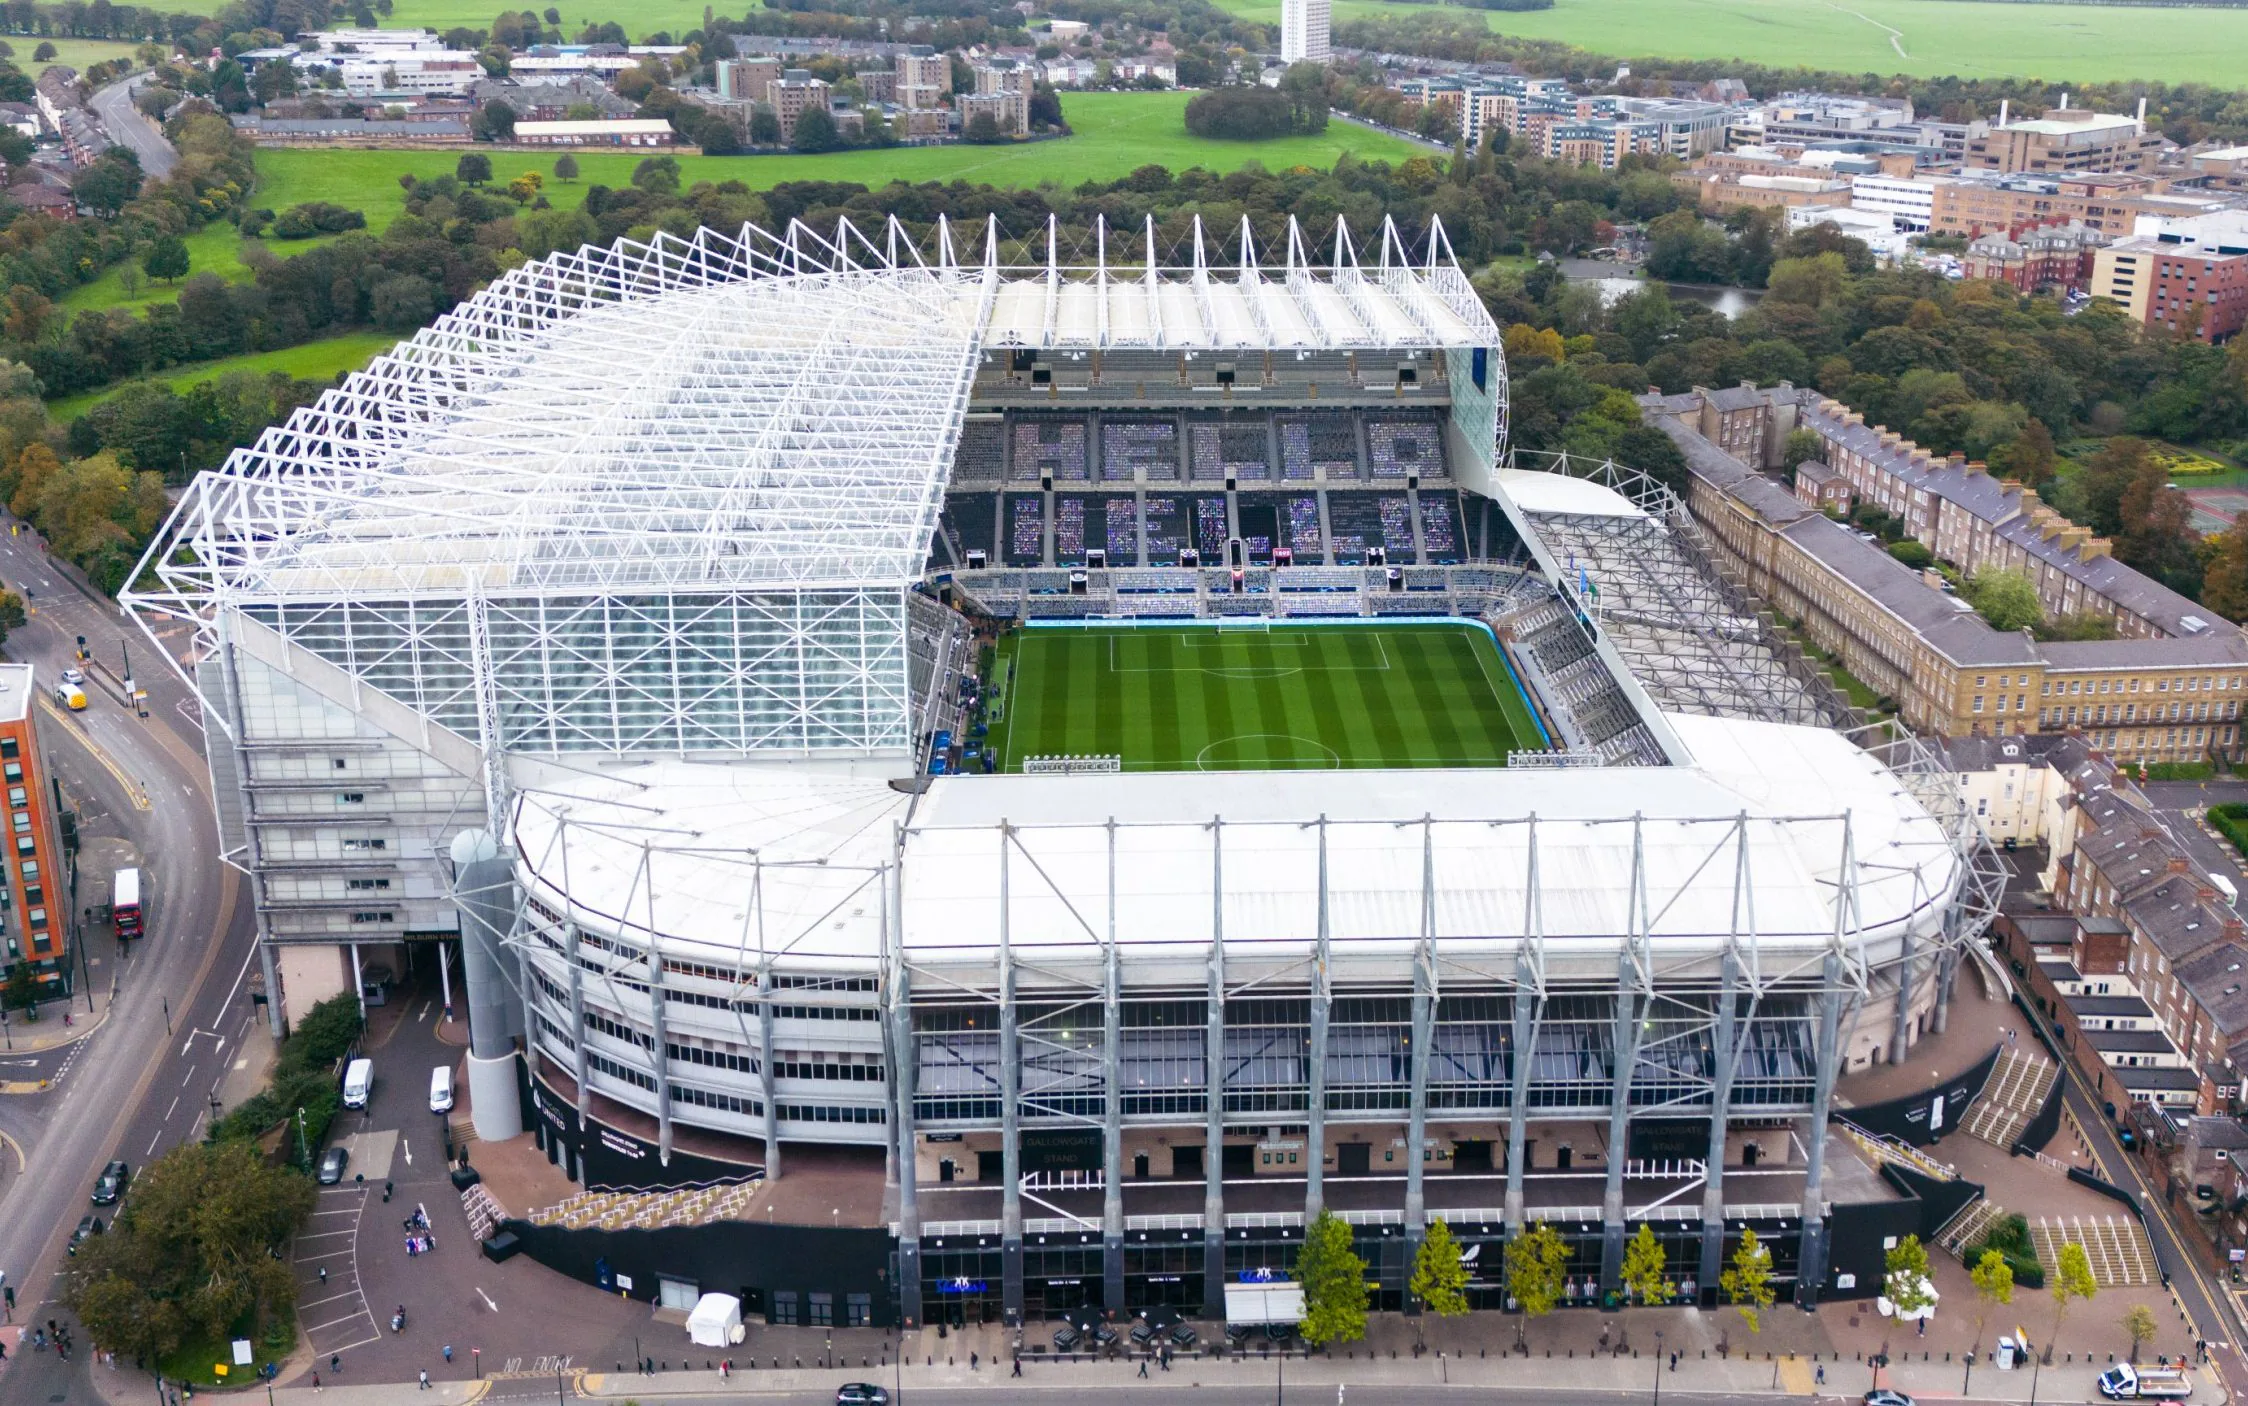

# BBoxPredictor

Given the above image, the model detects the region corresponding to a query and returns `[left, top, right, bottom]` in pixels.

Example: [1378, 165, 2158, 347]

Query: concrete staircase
[1964, 1047, 2058, 1150]
[1837, 1119, 1956, 1181]
[1937, 1198, 2008, 1261]
[2032, 1215, 2161, 1287]
[528, 1179, 763, 1232]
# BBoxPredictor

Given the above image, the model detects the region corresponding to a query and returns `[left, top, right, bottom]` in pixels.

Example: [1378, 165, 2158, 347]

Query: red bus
[114, 867, 141, 940]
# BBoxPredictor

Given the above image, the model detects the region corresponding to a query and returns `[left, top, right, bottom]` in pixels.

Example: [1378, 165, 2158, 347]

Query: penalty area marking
[1105, 633, 1393, 678]
[1195, 733, 1343, 771]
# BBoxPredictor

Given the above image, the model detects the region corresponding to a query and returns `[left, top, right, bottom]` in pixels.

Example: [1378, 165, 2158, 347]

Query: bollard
[1569, 1350, 1575, 1358]
[1481, 1350, 1487, 1359]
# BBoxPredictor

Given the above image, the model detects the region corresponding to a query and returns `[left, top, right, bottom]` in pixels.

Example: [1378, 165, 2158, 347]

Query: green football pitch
[987, 622, 1547, 774]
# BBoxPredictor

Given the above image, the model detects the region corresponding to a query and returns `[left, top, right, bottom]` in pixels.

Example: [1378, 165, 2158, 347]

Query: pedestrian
[1817, 1364, 1827, 1387]
[1012, 1357, 1023, 1378]
[319, 1266, 328, 1287]
[970, 1351, 978, 1370]
[331, 1354, 341, 1375]
[1137, 1356, 1149, 1379]
[418, 1369, 430, 1390]
[1670, 1351, 1679, 1372]
[1161, 1348, 1171, 1371]
[311, 1373, 321, 1393]
[443, 1345, 453, 1363]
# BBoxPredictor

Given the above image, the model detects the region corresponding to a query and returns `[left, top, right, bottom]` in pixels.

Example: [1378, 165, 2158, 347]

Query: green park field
[45, 331, 399, 421]
[1207, 0, 2248, 85]
[987, 621, 1547, 773]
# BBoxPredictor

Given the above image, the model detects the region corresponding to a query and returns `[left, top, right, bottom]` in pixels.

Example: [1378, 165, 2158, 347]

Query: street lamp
[1653, 1329, 1664, 1406]
[1963, 1349, 1976, 1396]
[2029, 1348, 2043, 1406]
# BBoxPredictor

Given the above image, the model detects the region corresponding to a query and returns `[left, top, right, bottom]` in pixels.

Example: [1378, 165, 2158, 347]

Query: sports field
[1208, 0, 2248, 84]
[989, 621, 1546, 773]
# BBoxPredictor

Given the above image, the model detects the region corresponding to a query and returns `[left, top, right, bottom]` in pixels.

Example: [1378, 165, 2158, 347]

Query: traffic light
[74, 635, 85, 661]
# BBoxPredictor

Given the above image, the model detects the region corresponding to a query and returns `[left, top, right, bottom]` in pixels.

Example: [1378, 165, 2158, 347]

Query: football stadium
[126, 215, 1999, 1331]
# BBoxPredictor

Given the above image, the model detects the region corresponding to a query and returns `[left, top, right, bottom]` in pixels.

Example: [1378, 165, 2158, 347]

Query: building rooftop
[0, 663, 33, 722]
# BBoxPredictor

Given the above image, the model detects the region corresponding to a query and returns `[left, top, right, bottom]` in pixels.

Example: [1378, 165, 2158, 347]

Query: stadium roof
[508, 711, 1964, 974]
[126, 214, 1502, 625]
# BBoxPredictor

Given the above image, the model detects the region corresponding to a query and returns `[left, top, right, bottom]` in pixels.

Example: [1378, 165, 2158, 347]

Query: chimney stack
[2137, 96, 2148, 128]
[1999, 98, 2010, 126]
[2060, 92, 2070, 110]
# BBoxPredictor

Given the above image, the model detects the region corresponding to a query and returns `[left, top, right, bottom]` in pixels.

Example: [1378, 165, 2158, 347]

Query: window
[23, 885, 40, 905]
[768, 1291, 800, 1326]
[0, 738, 18, 760]
[341, 838, 388, 853]
[846, 1293, 872, 1327]
[809, 1292, 834, 1327]
[336, 793, 365, 806]
[350, 911, 393, 924]
[6, 788, 23, 809]
[347, 877, 390, 891]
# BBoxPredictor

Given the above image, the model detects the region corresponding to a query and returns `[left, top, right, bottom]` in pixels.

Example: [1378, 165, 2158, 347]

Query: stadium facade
[126, 215, 1998, 1329]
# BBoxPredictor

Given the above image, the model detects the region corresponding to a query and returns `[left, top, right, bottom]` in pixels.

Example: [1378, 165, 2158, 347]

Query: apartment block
[715, 56, 783, 103]
[766, 69, 829, 143]
[1642, 386, 2248, 763]
[0, 666, 68, 1002]
[895, 46, 949, 111]
[1961, 221, 2106, 292]
[1928, 170, 2169, 239]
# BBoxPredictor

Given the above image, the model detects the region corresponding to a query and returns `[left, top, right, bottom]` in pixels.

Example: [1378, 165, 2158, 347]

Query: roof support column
[1698, 946, 1742, 1306]
[890, 896, 923, 1330]
[1203, 818, 1227, 1322]
[1305, 817, 1331, 1227]
[646, 939, 674, 1168]
[1504, 949, 1535, 1233]
[1403, 818, 1437, 1306]
[759, 974, 781, 1182]
[1888, 928, 1915, 1066]
[568, 924, 591, 1180]
[1795, 950, 1847, 1309]
[1103, 822, 1126, 1315]
[1000, 825, 1025, 1328]
[1506, 818, 1542, 1238]
[1598, 950, 1640, 1301]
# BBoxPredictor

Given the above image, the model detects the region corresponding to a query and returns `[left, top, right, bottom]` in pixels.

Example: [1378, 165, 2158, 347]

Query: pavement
[87, 73, 177, 179]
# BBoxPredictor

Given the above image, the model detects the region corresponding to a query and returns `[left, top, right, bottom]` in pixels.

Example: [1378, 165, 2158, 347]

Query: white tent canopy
[1225, 1282, 1306, 1326]
[687, 1293, 744, 1347]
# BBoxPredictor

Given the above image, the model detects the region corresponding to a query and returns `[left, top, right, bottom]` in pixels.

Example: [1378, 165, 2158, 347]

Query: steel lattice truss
[123, 213, 1503, 759]
[1513, 452, 1859, 731]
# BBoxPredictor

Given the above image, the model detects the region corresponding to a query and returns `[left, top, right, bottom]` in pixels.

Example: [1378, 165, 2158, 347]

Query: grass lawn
[15, 37, 144, 73]
[251, 91, 1425, 229]
[57, 92, 1418, 318]
[1207, 0, 2248, 85]
[986, 620, 1546, 773]
[47, 330, 398, 420]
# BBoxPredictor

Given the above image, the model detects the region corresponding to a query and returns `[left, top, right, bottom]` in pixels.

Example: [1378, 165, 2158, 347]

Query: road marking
[144, 1128, 162, 1157]
[403, 1138, 412, 1167]
[296, 1229, 356, 1242]
[162, 1094, 177, 1120]
[34, 696, 150, 810]
[180, 1063, 195, 1086]
[417, 999, 431, 1022]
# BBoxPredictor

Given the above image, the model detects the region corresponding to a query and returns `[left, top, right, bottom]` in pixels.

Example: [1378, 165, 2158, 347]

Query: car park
[91, 1159, 128, 1205]
[317, 1146, 349, 1185]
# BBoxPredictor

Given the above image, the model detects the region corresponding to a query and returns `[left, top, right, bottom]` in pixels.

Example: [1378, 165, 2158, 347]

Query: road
[0, 521, 252, 1402]
[2138, 779, 2248, 904]
[1329, 108, 1451, 153]
[87, 73, 177, 179]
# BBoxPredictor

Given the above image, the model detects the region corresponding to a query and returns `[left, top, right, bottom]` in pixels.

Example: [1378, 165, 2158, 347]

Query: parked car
[1865, 1391, 1917, 1406]
[835, 1387, 890, 1406]
[317, 1146, 350, 1185]
[91, 1159, 129, 1205]
[68, 1215, 103, 1255]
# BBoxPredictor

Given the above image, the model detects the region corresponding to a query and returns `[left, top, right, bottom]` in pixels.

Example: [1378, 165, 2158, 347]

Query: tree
[1781, 427, 1826, 475]
[142, 234, 189, 284]
[1296, 1209, 1369, 1347]
[72, 153, 142, 218]
[695, 113, 741, 155]
[1503, 1220, 1568, 1347]
[749, 105, 780, 145]
[2, 959, 34, 1011]
[1722, 1227, 1775, 1333]
[2051, 1241, 2097, 1359]
[32, 41, 56, 62]
[632, 155, 681, 194]
[787, 105, 839, 153]
[552, 153, 578, 182]
[506, 170, 543, 204]
[1886, 1233, 1936, 1328]
[471, 99, 516, 142]
[1410, 1218, 1470, 1319]
[1970, 1247, 2014, 1349]
[2204, 511, 2248, 623]
[65, 1140, 314, 1364]
[1619, 1222, 1670, 1307]
[455, 152, 493, 187]
[2122, 1303, 2158, 1362]
[1965, 567, 2043, 633]
[1998, 417, 2058, 489]
[962, 110, 1002, 144]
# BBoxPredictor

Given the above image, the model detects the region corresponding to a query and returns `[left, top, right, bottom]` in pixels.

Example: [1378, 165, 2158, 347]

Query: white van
[428, 1064, 454, 1114]
[341, 1057, 373, 1110]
